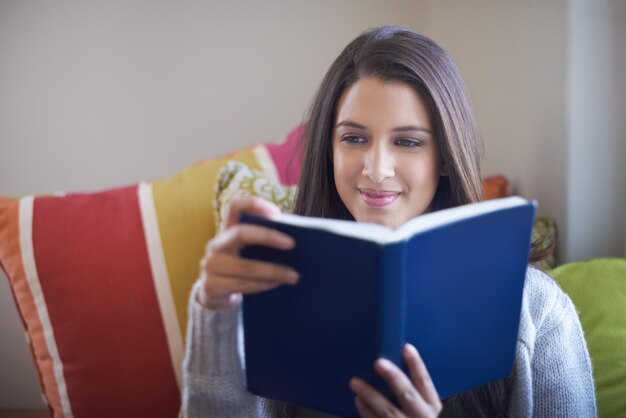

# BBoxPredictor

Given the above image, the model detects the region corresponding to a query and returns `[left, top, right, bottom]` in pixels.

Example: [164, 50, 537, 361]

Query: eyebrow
[336, 120, 432, 134]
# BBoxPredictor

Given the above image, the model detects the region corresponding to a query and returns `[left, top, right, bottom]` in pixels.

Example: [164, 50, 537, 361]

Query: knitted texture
[509, 269, 597, 417]
[182, 281, 284, 417]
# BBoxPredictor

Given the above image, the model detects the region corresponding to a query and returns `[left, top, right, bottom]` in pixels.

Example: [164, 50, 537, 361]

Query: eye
[395, 138, 423, 148]
[340, 135, 367, 144]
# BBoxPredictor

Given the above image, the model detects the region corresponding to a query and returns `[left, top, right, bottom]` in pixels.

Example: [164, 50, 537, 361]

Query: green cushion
[551, 258, 626, 418]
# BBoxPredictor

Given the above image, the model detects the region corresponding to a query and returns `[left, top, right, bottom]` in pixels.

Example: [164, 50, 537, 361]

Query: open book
[240, 196, 535, 417]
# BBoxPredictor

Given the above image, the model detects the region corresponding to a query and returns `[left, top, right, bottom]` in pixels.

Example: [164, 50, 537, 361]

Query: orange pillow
[482, 174, 511, 200]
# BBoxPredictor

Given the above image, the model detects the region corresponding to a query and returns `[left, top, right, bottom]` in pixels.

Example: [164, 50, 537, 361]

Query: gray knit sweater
[182, 267, 597, 417]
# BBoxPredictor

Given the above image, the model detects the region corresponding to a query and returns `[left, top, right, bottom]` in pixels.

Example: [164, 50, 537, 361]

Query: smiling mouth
[359, 188, 401, 208]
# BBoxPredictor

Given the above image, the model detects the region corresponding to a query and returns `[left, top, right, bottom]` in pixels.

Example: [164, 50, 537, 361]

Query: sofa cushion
[0, 126, 303, 418]
[551, 257, 626, 417]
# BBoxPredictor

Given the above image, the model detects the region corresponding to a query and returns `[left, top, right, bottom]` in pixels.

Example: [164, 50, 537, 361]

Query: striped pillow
[0, 126, 303, 418]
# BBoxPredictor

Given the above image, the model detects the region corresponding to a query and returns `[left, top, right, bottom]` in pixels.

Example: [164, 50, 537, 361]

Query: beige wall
[425, 0, 570, 258]
[0, 0, 429, 409]
[425, 0, 626, 262]
[0, 0, 428, 196]
[1, 0, 624, 409]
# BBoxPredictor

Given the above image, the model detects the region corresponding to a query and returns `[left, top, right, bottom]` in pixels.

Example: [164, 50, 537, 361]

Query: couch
[1, 126, 624, 417]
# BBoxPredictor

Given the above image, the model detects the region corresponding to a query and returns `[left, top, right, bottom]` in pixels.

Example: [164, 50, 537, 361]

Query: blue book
[240, 196, 535, 417]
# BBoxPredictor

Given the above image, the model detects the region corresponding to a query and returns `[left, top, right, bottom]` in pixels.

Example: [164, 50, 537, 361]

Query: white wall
[0, 0, 429, 409]
[566, 0, 626, 261]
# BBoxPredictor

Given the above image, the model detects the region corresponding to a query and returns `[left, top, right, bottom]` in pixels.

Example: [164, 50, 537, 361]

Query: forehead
[335, 77, 432, 129]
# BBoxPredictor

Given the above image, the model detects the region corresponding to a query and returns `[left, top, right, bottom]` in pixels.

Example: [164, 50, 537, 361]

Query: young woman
[183, 26, 596, 418]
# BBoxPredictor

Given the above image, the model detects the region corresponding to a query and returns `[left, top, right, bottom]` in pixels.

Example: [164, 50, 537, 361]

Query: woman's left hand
[349, 343, 442, 418]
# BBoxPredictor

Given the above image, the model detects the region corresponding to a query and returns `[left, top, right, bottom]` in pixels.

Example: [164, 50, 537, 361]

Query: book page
[270, 213, 392, 242]
[393, 196, 533, 241]
[269, 196, 532, 244]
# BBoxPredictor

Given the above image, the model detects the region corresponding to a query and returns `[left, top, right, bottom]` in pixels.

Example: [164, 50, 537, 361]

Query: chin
[355, 211, 400, 228]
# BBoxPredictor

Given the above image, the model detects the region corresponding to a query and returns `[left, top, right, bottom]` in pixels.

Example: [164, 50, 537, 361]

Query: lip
[359, 188, 401, 208]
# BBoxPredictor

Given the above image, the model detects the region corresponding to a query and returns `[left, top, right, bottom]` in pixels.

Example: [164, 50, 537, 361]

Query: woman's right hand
[197, 196, 299, 310]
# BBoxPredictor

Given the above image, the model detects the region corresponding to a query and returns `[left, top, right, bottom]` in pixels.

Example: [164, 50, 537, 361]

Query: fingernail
[349, 377, 362, 391]
[286, 270, 299, 283]
[404, 343, 419, 357]
[376, 358, 394, 371]
[279, 235, 296, 248]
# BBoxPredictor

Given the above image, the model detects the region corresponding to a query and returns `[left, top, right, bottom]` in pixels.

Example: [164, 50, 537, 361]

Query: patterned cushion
[531, 217, 558, 270]
[0, 126, 303, 418]
[214, 161, 297, 231]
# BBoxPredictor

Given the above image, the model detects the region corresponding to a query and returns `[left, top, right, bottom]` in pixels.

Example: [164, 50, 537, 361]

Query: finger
[206, 274, 286, 298]
[211, 224, 295, 254]
[354, 396, 378, 418]
[205, 252, 299, 285]
[404, 344, 441, 409]
[349, 378, 401, 418]
[374, 358, 430, 416]
[224, 196, 282, 229]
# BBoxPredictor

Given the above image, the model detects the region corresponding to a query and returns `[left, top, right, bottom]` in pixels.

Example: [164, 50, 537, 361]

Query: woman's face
[332, 77, 443, 229]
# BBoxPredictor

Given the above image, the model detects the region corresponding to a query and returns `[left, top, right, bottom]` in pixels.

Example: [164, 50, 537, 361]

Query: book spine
[379, 242, 407, 366]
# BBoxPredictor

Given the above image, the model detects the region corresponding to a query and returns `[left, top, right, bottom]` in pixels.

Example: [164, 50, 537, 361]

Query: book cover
[240, 196, 536, 417]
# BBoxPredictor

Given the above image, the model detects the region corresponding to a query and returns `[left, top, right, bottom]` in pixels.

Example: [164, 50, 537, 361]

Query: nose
[362, 143, 395, 183]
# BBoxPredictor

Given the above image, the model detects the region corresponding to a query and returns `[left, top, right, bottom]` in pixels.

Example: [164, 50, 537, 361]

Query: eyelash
[395, 138, 423, 148]
[340, 135, 366, 144]
[340, 135, 423, 148]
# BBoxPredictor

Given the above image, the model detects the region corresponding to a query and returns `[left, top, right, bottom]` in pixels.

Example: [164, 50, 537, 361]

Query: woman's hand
[197, 196, 299, 310]
[350, 343, 442, 418]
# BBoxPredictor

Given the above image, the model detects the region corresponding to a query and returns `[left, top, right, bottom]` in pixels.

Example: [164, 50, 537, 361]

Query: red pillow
[0, 126, 303, 418]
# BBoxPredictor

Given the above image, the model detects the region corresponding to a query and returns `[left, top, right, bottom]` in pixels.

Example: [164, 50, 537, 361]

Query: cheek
[333, 149, 359, 182]
[403, 153, 441, 190]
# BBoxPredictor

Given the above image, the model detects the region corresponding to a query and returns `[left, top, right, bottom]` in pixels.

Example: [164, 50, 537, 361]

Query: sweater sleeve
[182, 279, 280, 418]
[510, 269, 597, 417]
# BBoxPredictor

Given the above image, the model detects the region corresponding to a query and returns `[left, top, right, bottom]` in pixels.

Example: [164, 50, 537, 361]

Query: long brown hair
[294, 26, 482, 219]
[293, 26, 511, 417]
